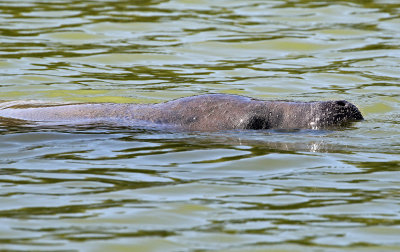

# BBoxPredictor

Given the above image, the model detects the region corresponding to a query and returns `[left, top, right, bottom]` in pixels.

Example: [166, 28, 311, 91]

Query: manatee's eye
[246, 116, 269, 130]
[335, 100, 347, 106]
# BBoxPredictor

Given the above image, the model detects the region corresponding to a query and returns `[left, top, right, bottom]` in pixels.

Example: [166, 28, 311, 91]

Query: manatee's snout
[332, 100, 363, 120]
[314, 100, 363, 128]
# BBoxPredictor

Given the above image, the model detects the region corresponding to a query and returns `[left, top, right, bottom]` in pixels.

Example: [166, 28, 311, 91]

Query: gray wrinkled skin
[0, 94, 363, 131]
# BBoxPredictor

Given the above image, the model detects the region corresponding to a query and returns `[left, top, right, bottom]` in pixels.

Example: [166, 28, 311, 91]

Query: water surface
[0, 0, 399, 251]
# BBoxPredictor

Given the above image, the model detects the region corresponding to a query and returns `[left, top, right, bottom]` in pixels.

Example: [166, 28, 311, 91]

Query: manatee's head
[310, 100, 363, 129]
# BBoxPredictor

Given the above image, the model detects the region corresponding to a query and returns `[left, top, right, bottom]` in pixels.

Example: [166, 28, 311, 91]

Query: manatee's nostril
[336, 100, 347, 106]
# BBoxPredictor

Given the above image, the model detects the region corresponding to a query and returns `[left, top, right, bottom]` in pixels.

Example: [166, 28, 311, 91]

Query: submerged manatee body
[0, 94, 363, 131]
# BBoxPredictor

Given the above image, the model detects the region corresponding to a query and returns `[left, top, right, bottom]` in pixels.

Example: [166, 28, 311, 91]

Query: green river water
[0, 0, 399, 251]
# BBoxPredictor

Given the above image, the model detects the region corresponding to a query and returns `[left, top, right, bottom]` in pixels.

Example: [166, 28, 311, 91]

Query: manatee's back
[130, 94, 261, 130]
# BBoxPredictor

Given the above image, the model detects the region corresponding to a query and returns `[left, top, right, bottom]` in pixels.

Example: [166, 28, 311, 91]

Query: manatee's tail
[0, 100, 67, 110]
[1, 100, 39, 109]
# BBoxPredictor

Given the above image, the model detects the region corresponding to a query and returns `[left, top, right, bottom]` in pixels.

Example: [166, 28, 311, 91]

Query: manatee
[0, 94, 363, 131]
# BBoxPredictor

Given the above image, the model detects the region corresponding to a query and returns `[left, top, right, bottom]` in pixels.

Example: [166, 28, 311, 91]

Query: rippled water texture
[0, 0, 400, 251]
